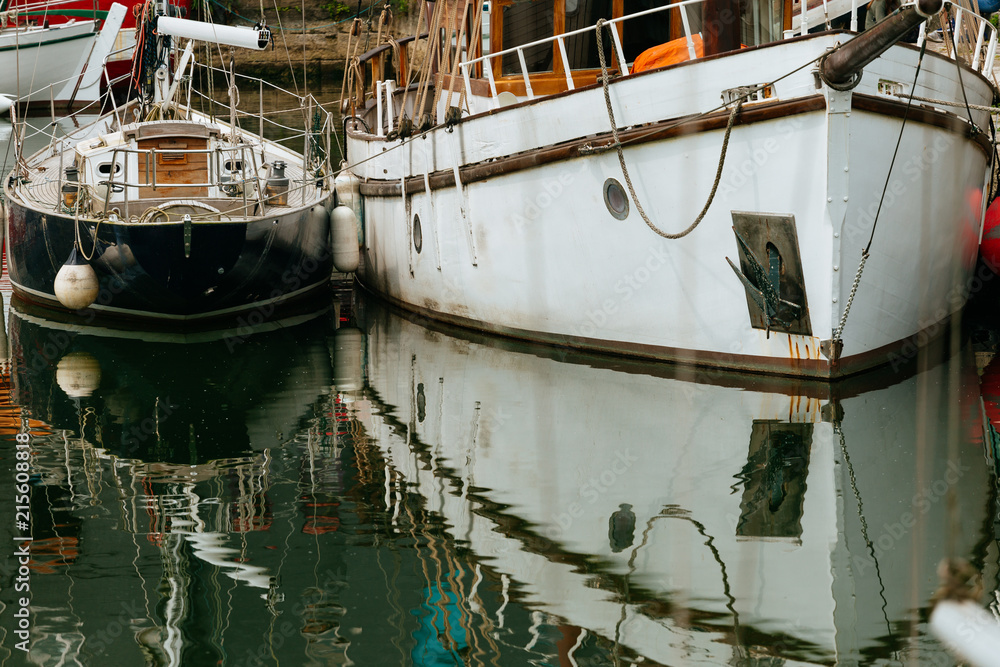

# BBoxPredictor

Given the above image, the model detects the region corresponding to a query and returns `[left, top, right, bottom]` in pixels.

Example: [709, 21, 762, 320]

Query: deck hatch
[137, 136, 208, 198]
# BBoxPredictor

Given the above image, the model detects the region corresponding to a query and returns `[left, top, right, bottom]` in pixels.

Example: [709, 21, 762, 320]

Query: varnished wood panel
[137, 137, 209, 198]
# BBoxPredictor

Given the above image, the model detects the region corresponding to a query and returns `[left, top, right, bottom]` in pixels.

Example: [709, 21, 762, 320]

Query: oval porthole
[413, 214, 423, 253]
[603, 178, 629, 220]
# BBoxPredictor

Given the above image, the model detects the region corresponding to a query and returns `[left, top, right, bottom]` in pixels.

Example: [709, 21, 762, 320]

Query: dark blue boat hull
[6, 195, 335, 325]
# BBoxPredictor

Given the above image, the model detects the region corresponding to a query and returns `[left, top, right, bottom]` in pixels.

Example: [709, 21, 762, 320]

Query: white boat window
[96, 162, 122, 177]
[500, 0, 554, 74]
[564, 0, 613, 69]
[622, 0, 673, 62]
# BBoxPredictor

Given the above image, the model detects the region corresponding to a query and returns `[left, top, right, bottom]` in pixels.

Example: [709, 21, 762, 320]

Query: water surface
[0, 289, 997, 665]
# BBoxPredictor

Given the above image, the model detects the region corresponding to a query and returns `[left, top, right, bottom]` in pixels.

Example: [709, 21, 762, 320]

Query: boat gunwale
[353, 92, 990, 197]
[7, 274, 333, 323]
[0, 20, 97, 53]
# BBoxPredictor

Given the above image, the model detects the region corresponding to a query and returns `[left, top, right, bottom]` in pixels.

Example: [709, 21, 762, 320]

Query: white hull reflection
[345, 302, 996, 664]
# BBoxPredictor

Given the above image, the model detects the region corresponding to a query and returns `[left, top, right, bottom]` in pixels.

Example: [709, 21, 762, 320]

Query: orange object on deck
[632, 35, 705, 73]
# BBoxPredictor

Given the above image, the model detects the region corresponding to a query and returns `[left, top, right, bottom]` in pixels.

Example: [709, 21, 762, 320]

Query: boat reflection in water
[5, 297, 339, 664]
[4, 294, 623, 666]
[351, 299, 999, 665]
[3, 291, 999, 665]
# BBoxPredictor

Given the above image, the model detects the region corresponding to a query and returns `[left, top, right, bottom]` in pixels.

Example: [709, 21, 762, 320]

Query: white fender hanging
[334, 166, 363, 244]
[331, 206, 360, 273]
[54, 246, 99, 310]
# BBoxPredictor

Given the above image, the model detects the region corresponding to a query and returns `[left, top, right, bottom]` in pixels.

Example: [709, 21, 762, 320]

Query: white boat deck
[16, 143, 315, 221]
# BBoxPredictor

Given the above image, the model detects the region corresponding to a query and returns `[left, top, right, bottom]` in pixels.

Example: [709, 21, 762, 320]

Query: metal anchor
[726, 228, 801, 337]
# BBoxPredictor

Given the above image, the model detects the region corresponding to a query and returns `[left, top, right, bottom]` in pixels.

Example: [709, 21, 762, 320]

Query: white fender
[331, 206, 360, 273]
[54, 247, 99, 310]
[334, 165, 363, 244]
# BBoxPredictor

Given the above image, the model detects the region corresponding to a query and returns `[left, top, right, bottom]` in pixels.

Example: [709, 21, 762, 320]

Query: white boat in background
[340, 300, 997, 665]
[2, 0, 193, 103]
[339, 0, 998, 378]
[0, 1, 126, 107]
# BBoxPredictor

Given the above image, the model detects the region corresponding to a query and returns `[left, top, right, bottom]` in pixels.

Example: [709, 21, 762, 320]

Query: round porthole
[413, 214, 423, 253]
[603, 178, 629, 220]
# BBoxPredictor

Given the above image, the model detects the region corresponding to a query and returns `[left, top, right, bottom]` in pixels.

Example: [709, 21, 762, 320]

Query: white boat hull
[0, 21, 97, 102]
[348, 34, 994, 378]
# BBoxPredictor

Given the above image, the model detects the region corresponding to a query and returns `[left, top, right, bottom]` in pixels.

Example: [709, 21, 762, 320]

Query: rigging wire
[943, 15, 979, 132]
[269, 0, 300, 96]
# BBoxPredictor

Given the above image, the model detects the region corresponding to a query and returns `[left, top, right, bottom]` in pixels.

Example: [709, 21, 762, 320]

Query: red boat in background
[3, 0, 190, 98]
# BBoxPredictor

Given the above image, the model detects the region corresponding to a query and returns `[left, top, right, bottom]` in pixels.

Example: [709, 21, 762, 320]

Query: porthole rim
[603, 178, 630, 221]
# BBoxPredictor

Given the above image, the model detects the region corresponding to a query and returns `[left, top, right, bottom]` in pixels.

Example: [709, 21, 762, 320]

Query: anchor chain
[595, 18, 742, 240]
[833, 249, 868, 342]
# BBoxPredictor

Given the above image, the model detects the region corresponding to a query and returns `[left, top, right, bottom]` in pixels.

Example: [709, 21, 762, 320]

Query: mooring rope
[892, 91, 997, 113]
[72, 192, 101, 261]
[596, 18, 741, 240]
[338, 18, 360, 114]
[394, 1, 424, 132]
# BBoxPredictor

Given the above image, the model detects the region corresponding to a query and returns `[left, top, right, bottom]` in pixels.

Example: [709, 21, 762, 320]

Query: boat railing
[99, 44, 135, 103]
[909, 1, 998, 74]
[95, 143, 268, 218]
[452, 0, 996, 110]
[459, 0, 696, 106]
[43, 58, 337, 186]
[187, 61, 336, 185]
